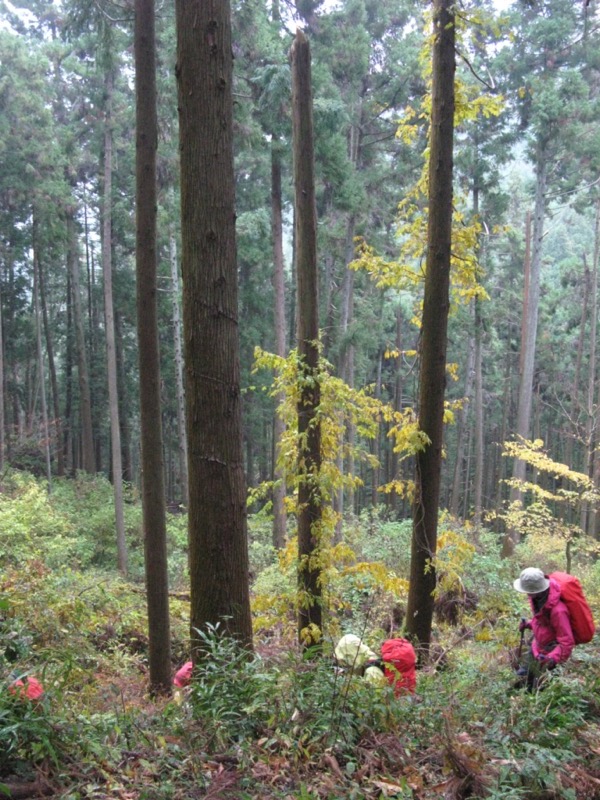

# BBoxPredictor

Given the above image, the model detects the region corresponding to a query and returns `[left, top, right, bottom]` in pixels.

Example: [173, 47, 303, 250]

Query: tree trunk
[271, 142, 287, 549]
[0, 281, 4, 472]
[32, 220, 52, 493]
[36, 240, 64, 478]
[390, 305, 405, 515]
[564, 257, 589, 483]
[102, 69, 128, 577]
[291, 29, 322, 649]
[66, 210, 95, 474]
[587, 200, 600, 536]
[503, 147, 547, 557]
[580, 248, 598, 534]
[449, 330, 475, 517]
[169, 227, 189, 507]
[473, 296, 484, 524]
[136, 0, 172, 692]
[64, 272, 74, 473]
[115, 309, 133, 483]
[405, 0, 455, 652]
[175, 0, 253, 650]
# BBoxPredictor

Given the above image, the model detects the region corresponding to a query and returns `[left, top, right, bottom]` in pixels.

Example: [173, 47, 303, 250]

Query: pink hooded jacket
[528, 577, 575, 664]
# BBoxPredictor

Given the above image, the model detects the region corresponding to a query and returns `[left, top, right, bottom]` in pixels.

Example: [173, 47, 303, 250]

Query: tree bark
[405, 0, 455, 651]
[0, 280, 4, 472]
[449, 330, 475, 517]
[32, 218, 52, 493]
[291, 29, 322, 649]
[136, 0, 172, 692]
[66, 210, 95, 474]
[36, 238, 64, 478]
[175, 0, 253, 650]
[271, 142, 288, 549]
[503, 147, 547, 556]
[473, 296, 484, 524]
[102, 69, 128, 577]
[586, 200, 600, 536]
[169, 227, 189, 508]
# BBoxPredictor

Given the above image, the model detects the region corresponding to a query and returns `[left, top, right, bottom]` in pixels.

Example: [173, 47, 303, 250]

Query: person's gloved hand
[537, 654, 556, 670]
[519, 619, 532, 632]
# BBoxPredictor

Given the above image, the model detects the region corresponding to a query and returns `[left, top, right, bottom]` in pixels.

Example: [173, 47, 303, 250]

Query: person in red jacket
[173, 661, 193, 688]
[513, 567, 575, 690]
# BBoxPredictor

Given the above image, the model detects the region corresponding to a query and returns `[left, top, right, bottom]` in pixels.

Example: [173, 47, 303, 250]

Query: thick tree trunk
[136, 0, 172, 692]
[175, 0, 253, 650]
[66, 210, 95, 474]
[503, 148, 547, 557]
[102, 69, 128, 577]
[291, 29, 322, 649]
[405, 0, 455, 651]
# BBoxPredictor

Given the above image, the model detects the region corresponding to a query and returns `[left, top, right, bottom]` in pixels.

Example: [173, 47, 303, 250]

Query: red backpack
[380, 638, 416, 696]
[550, 572, 595, 644]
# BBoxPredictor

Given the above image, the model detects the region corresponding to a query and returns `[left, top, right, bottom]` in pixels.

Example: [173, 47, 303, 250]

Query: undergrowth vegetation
[1, 471, 600, 798]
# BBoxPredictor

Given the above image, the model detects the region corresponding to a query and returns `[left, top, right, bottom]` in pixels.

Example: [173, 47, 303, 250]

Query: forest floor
[4, 608, 600, 800]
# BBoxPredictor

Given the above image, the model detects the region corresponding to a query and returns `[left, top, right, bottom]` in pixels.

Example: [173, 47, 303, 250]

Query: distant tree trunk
[169, 228, 188, 507]
[66, 210, 95, 474]
[115, 309, 133, 483]
[271, 142, 287, 549]
[64, 273, 74, 473]
[371, 346, 383, 508]
[291, 29, 322, 649]
[586, 200, 600, 536]
[503, 147, 547, 557]
[102, 69, 128, 577]
[450, 331, 475, 517]
[580, 247, 597, 534]
[405, 0, 455, 652]
[176, 0, 253, 650]
[136, 0, 172, 693]
[472, 186, 484, 525]
[0, 282, 4, 472]
[494, 340, 514, 526]
[37, 245, 64, 478]
[565, 258, 589, 479]
[473, 296, 484, 524]
[32, 223, 52, 493]
[390, 305, 405, 515]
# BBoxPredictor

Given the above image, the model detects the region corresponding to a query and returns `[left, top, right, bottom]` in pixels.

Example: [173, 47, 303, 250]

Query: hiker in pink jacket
[513, 567, 575, 689]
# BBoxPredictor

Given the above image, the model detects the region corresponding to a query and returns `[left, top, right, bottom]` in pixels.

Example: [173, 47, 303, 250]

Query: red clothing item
[9, 676, 44, 701]
[527, 578, 575, 664]
[381, 638, 416, 695]
[173, 661, 193, 688]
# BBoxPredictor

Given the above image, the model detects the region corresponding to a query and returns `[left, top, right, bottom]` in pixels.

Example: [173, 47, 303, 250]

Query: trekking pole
[517, 617, 526, 663]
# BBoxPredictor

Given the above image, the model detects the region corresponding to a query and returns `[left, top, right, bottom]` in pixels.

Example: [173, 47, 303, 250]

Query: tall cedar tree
[405, 0, 455, 651]
[135, 0, 171, 692]
[291, 30, 322, 649]
[175, 0, 253, 650]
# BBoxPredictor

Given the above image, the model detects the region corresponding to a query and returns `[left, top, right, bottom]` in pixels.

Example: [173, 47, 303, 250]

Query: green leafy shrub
[187, 623, 277, 750]
[0, 682, 59, 778]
